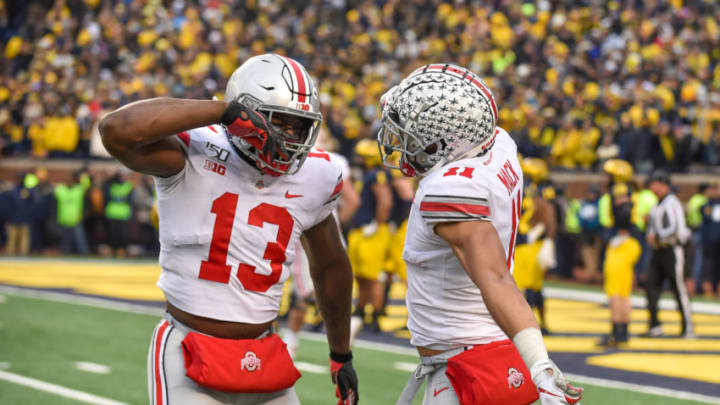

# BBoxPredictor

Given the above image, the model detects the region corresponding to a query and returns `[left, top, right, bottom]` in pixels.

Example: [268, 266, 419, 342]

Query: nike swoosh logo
[285, 191, 303, 199]
[433, 386, 449, 397]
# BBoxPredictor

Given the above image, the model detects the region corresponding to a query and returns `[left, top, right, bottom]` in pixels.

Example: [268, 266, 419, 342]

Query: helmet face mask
[377, 64, 498, 177]
[378, 107, 442, 177]
[224, 54, 322, 176]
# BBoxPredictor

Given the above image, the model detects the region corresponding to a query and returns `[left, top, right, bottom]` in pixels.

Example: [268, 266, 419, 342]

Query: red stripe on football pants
[154, 321, 170, 405]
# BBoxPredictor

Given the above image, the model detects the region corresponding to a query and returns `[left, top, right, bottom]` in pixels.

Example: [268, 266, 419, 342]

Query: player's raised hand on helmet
[531, 359, 583, 405]
[221, 100, 272, 151]
[330, 351, 359, 405]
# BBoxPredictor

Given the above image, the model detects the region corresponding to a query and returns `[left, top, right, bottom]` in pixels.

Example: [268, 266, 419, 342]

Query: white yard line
[74, 362, 111, 375]
[0, 370, 130, 405]
[3, 285, 720, 404]
[393, 362, 418, 372]
[545, 287, 720, 315]
[294, 361, 327, 374]
[0, 285, 163, 316]
[566, 373, 720, 405]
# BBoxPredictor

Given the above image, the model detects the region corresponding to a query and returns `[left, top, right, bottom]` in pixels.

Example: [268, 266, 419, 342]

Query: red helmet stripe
[469, 76, 498, 123]
[282, 56, 307, 103]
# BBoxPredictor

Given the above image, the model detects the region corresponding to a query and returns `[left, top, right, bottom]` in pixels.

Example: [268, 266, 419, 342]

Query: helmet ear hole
[423, 139, 446, 155]
[388, 109, 401, 124]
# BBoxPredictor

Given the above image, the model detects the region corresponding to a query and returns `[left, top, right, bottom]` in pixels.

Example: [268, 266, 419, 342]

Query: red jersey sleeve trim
[420, 201, 490, 216]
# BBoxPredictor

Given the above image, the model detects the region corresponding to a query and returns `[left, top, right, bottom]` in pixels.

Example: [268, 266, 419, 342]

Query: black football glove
[330, 351, 359, 405]
[220, 101, 273, 153]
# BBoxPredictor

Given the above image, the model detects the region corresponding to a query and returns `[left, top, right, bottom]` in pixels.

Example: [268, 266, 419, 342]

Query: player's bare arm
[100, 98, 226, 177]
[302, 213, 358, 404]
[392, 176, 415, 201]
[301, 214, 353, 354]
[435, 220, 539, 336]
[536, 197, 557, 238]
[372, 181, 393, 223]
[436, 219, 582, 403]
[338, 180, 361, 225]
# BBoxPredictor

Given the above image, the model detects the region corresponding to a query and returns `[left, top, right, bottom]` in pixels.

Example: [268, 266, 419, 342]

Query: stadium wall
[0, 159, 717, 200]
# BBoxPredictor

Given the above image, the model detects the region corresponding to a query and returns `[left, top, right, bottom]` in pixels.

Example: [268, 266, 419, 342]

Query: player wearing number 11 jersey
[378, 64, 582, 405]
[100, 54, 358, 405]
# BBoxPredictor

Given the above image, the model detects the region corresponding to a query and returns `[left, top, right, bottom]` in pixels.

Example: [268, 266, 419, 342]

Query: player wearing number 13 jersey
[100, 54, 358, 405]
[378, 64, 582, 405]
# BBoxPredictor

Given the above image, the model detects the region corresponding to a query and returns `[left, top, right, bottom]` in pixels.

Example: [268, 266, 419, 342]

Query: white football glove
[531, 359, 583, 405]
[537, 238, 556, 271]
[526, 223, 546, 244]
[362, 221, 378, 237]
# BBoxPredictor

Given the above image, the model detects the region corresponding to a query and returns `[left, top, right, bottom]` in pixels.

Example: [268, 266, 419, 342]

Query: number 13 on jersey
[198, 192, 294, 293]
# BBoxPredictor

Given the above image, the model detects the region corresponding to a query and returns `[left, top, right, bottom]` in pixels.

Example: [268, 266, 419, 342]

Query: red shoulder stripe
[177, 131, 190, 147]
[308, 151, 330, 161]
[330, 178, 343, 198]
[420, 201, 490, 216]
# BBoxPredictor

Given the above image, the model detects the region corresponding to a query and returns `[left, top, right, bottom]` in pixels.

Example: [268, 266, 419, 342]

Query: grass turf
[0, 292, 713, 405]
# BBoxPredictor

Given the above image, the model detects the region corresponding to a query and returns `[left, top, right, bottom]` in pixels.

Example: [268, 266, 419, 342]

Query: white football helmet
[378, 64, 498, 177]
[224, 53, 322, 176]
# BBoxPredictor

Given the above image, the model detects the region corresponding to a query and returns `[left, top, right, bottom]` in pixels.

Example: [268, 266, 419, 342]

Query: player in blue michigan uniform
[381, 170, 414, 319]
[348, 139, 393, 332]
[513, 158, 556, 334]
[386, 171, 413, 282]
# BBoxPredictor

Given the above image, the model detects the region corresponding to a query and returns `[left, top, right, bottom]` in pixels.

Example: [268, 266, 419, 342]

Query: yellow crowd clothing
[513, 239, 544, 291]
[42, 116, 80, 152]
[347, 223, 391, 281]
[385, 219, 408, 282]
[603, 234, 642, 297]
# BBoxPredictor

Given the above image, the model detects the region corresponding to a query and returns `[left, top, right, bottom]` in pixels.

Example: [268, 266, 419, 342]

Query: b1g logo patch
[507, 367, 525, 389]
[203, 159, 226, 175]
[241, 351, 261, 372]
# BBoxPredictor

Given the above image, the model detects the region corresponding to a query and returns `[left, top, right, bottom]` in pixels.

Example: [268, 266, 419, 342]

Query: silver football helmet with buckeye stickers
[224, 53, 322, 176]
[377, 63, 498, 177]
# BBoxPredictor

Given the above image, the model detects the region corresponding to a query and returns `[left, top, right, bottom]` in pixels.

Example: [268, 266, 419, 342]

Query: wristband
[512, 327, 549, 379]
[330, 350, 353, 363]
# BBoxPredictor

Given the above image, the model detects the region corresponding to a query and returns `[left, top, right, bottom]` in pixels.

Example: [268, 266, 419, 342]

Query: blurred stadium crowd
[1, 0, 720, 302]
[2, 0, 720, 169]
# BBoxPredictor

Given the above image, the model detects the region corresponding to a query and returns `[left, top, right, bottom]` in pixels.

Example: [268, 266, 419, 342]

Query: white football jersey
[154, 125, 343, 323]
[403, 128, 523, 349]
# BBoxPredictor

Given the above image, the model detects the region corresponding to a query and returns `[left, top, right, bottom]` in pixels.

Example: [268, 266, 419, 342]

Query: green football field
[0, 290, 713, 405]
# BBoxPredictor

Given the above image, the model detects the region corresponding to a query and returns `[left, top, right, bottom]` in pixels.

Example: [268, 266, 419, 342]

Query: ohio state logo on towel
[241, 351, 261, 372]
[507, 367, 525, 389]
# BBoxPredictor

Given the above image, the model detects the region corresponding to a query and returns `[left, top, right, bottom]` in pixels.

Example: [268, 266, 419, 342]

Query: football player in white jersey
[100, 54, 358, 405]
[377, 64, 583, 405]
